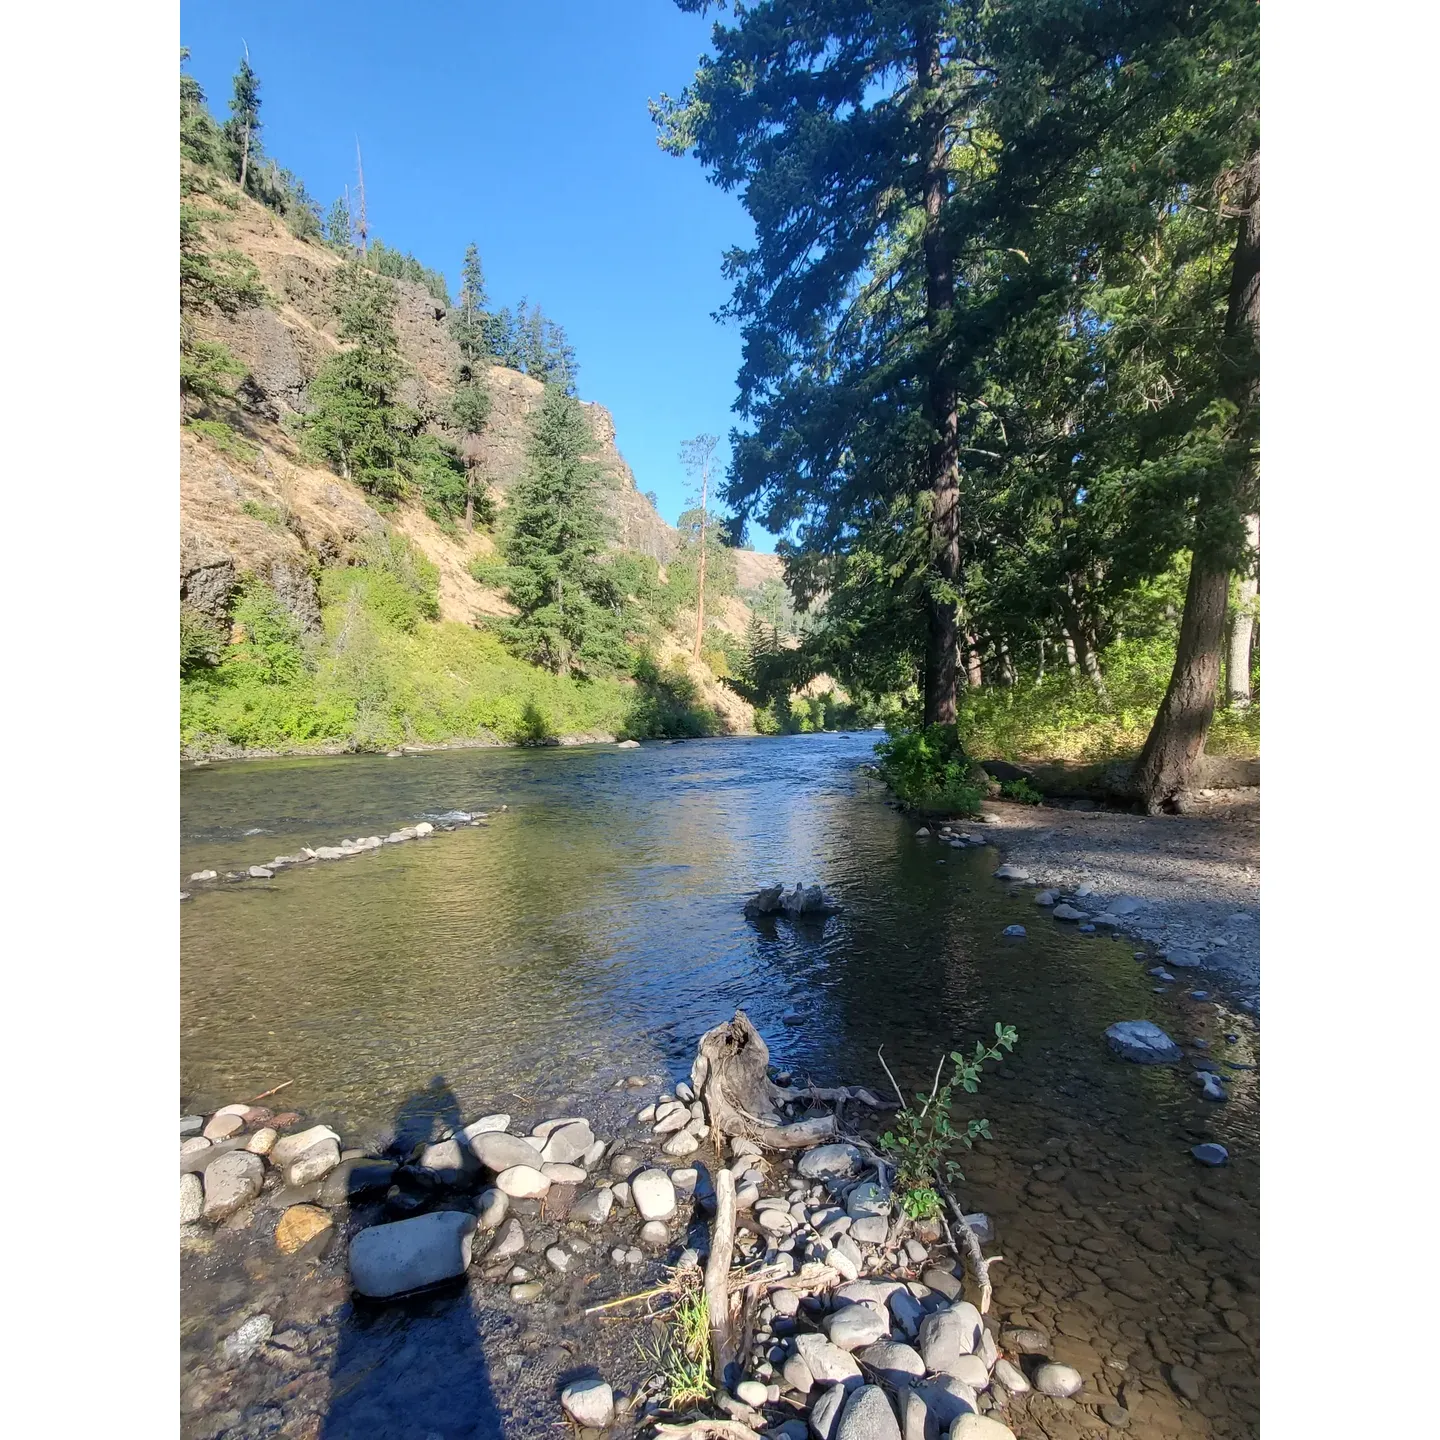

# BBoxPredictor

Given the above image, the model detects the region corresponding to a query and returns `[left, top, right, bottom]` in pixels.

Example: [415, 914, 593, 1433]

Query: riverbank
[977, 792, 1260, 1002]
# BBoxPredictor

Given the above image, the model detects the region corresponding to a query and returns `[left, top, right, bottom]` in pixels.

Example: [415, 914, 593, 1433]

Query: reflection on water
[181, 734, 1258, 1438]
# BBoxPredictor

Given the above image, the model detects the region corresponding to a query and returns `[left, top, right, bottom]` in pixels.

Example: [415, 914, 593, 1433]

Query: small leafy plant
[874, 723, 985, 815]
[1000, 776, 1044, 805]
[636, 1275, 713, 1410]
[879, 1022, 1019, 1220]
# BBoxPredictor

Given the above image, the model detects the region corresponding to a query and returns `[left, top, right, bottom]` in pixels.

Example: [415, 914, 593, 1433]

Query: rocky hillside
[181, 181, 783, 740]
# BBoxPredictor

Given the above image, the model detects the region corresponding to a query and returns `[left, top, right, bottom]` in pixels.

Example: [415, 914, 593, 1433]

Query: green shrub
[183, 418, 260, 466]
[1000, 776, 1043, 805]
[241, 498, 286, 527]
[874, 723, 985, 814]
[180, 604, 226, 676]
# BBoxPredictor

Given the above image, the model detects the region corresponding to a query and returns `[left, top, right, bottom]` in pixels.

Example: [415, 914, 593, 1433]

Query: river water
[181, 734, 1258, 1440]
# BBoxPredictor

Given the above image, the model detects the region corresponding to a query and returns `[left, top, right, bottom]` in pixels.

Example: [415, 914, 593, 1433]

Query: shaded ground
[980, 791, 1260, 1001]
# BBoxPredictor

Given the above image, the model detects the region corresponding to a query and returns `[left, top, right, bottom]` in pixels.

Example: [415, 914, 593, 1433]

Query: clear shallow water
[181, 734, 1258, 1439]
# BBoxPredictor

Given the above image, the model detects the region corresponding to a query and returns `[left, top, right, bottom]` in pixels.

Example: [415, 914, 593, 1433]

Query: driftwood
[655, 1422, 764, 1440]
[940, 1188, 1003, 1314]
[693, 1011, 888, 1151]
[705, 1167, 737, 1386]
[245, 1079, 293, 1103]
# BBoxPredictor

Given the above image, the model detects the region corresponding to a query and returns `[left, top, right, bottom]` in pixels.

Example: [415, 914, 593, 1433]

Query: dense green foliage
[658, 0, 1260, 777]
[874, 723, 985, 815]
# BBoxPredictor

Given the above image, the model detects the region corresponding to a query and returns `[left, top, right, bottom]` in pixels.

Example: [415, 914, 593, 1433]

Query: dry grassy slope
[182, 180, 777, 730]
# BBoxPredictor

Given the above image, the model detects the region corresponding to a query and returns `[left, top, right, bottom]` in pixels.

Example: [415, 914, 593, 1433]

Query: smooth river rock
[203, 1113, 244, 1141]
[470, 1132, 544, 1172]
[1104, 1020, 1183, 1064]
[180, 1172, 203, 1224]
[349, 1210, 478, 1298]
[287, 1138, 341, 1187]
[798, 1144, 863, 1181]
[837, 1385, 901, 1440]
[1034, 1362, 1083, 1398]
[919, 1304, 982, 1374]
[857, 1341, 925, 1387]
[202, 1150, 264, 1223]
[810, 1384, 848, 1440]
[571, 1188, 614, 1226]
[541, 1120, 595, 1165]
[495, 1164, 549, 1198]
[631, 1167, 677, 1221]
[271, 1125, 341, 1170]
[561, 1379, 615, 1427]
[826, 1305, 890, 1351]
[950, 1418, 1017, 1440]
[795, 1332, 863, 1386]
[275, 1204, 333, 1254]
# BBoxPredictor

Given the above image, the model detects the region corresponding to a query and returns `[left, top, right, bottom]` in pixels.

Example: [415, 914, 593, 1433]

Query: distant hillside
[180, 175, 792, 753]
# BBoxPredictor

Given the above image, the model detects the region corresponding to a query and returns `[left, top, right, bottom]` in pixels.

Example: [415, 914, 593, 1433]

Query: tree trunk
[1226, 512, 1259, 706]
[464, 469, 475, 533]
[1037, 637, 1046, 684]
[964, 631, 983, 690]
[1134, 147, 1259, 811]
[239, 120, 251, 192]
[1063, 631, 1078, 673]
[999, 639, 1016, 686]
[693, 461, 709, 660]
[919, 25, 961, 726]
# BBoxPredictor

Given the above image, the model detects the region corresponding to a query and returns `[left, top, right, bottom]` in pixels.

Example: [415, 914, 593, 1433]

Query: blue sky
[180, 0, 775, 550]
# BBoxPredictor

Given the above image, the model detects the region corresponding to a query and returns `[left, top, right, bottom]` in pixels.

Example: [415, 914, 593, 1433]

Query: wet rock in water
[180, 1115, 205, 1136]
[496, 1164, 550, 1198]
[1091, 913, 1120, 928]
[245, 1128, 278, 1157]
[799, 1144, 864, 1181]
[570, 1188, 614, 1226]
[188, 871, 217, 884]
[745, 884, 786, 919]
[1077, 923, 1097, 934]
[782, 1007, 804, 1027]
[1104, 1020, 1183, 1064]
[1191, 1143, 1229, 1167]
[837, 1384, 902, 1440]
[470, 1131, 544, 1172]
[275, 1204, 333, 1255]
[811, 1383, 849, 1440]
[781, 883, 835, 917]
[915, 828, 931, 838]
[825, 1305, 890, 1351]
[632, 1167, 677, 1221]
[319, 1157, 398, 1207]
[248, 866, 274, 879]
[1195, 1072, 1230, 1102]
[286, 1138, 341, 1187]
[350, 1210, 478, 1298]
[992, 1358, 1029, 1393]
[1051, 903, 1088, 921]
[993, 866, 1029, 881]
[950, 1418, 1016, 1440]
[561, 1378, 615, 1427]
[920, 1304, 983, 1374]
[1034, 1362, 1083, 1398]
[641, 1220, 670, 1248]
[180, 1172, 203, 1224]
[222, 1313, 273, 1364]
[203, 1151, 265, 1223]
[1149, 966, 1176, 981]
[1001, 925, 1026, 938]
[796, 1333, 864, 1386]
[541, 1120, 595, 1165]
[961, 1212, 993, 1245]
[999, 1327, 1049, 1355]
[858, 1341, 925, 1387]
[1169, 1364, 1203, 1401]
[270, 1126, 341, 1170]
[203, 1113, 245, 1142]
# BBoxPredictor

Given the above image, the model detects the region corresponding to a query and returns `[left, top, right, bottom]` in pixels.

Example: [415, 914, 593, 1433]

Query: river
[180, 733, 1258, 1439]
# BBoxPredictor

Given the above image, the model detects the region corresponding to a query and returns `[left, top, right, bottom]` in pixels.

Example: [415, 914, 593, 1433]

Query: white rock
[561, 1379, 614, 1428]
[202, 1150, 264, 1223]
[1104, 1020, 1182, 1064]
[663, 1130, 700, 1157]
[460, 1114, 511, 1140]
[825, 1304, 889, 1350]
[545, 1245, 571, 1273]
[349, 1211, 478, 1298]
[271, 1125, 342, 1170]
[496, 1165, 550, 1198]
[1034, 1362, 1083, 1398]
[951, 1417, 1017, 1440]
[631, 1167, 677, 1221]
[286, 1139, 341, 1186]
[736, 1379, 769, 1407]
[189, 870, 218, 882]
[640, 1219, 670, 1248]
[413, 821, 434, 836]
[992, 1358, 1029, 1394]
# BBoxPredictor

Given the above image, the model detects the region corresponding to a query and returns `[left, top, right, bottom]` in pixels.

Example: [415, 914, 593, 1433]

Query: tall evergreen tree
[225, 51, 262, 193]
[448, 243, 495, 530]
[494, 387, 627, 676]
[325, 197, 352, 249]
[450, 243, 493, 364]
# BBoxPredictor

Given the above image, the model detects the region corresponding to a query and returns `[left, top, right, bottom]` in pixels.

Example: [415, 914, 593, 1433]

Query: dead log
[705, 1167, 737, 1386]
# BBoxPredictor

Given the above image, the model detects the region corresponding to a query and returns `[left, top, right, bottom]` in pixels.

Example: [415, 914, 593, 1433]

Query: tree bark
[1226, 512, 1259, 706]
[964, 631, 983, 690]
[919, 25, 961, 726]
[1134, 147, 1259, 811]
[239, 120, 251, 192]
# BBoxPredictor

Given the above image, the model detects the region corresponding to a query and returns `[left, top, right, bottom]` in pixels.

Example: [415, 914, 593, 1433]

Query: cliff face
[181, 181, 773, 731]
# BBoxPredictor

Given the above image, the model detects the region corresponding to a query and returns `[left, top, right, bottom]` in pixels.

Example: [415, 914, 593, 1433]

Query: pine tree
[225, 51, 262, 193]
[680, 434, 718, 660]
[495, 386, 627, 676]
[450, 243, 493, 364]
[180, 49, 222, 167]
[542, 318, 578, 395]
[325, 197, 352, 249]
[448, 244, 495, 529]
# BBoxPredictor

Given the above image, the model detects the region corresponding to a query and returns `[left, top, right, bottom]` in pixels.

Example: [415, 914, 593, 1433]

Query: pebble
[1033, 1362, 1083, 1398]
[798, 1144, 863, 1181]
[510, 1281, 544, 1302]
[1191, 1143, 1229, 1166]
[640, 1219, 670, 1248]
[571, 1188, 614, 1226]
[545, 1246, 571, 1273]
[1051, 903, 1088, 921]
[488, 1217, 527, 1260]
[222, 1313, 273, 1364]
[857, 1340, 925, 1386]
[631, 1168, 677, 1221]
[825, 1305, 889, 1350]
[275, 1205, 333, 1254]
[663, 1130, 700, 1156]
[998, 1327, 1049, 1355]
[1196, 1072, 1229, 1102]
[810, 1383, 849, 1440]
[904, 1239, 928, 1265]
[475, 1187, 509, 1230]
[736, 1379, 769, 1408]
[245, 1128, 277, 1156]
[992, 1358, 1029, 1393]
[1001, 925, 1026, 938]
[794, 1333, 864, 1385]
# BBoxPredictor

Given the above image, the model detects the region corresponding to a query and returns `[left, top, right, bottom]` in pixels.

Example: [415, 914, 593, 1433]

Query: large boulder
[349, 1211, 478, 1298]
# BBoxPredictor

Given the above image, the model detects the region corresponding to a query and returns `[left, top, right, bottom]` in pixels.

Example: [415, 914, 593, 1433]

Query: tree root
[940, 1187, 1003, 1314]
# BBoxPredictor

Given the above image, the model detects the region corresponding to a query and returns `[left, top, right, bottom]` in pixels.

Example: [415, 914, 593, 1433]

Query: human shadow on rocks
[318, 1074, 505, 1440]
